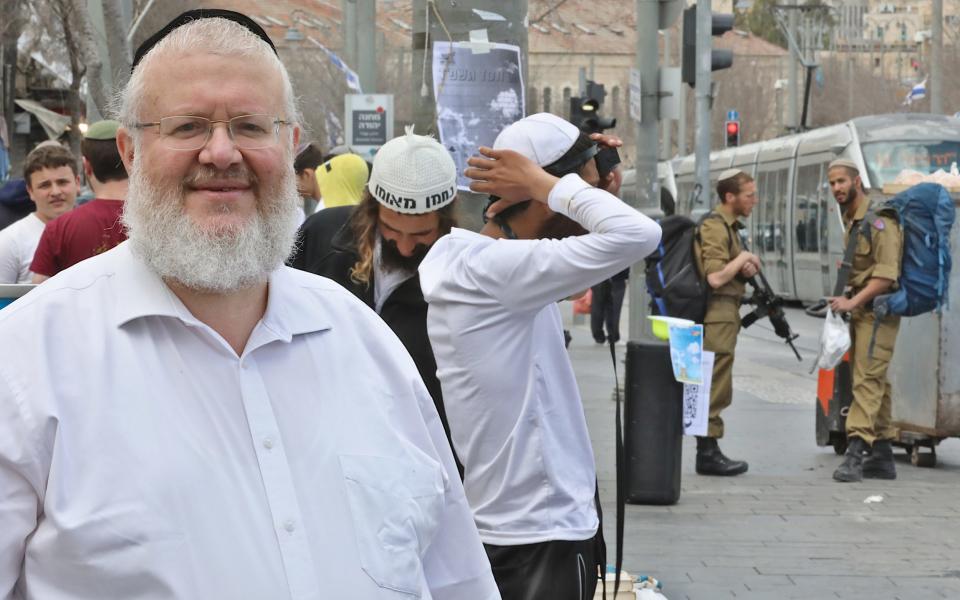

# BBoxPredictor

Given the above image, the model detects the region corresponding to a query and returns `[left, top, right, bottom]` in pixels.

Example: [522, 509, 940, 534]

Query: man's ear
[116, 127, 135, 172]
[291, 125, 301, 155]
[82, 157, 93, 180]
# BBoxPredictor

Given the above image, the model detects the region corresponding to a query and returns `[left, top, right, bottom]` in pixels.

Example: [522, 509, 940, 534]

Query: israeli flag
[308, 37, 363, 94]
[904, 79, 927, 105]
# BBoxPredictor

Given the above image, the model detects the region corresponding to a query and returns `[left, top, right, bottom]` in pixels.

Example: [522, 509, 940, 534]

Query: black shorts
[484, 531, 602, 600]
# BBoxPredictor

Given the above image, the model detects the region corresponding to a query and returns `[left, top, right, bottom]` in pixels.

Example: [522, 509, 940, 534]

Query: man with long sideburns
[0, 10, 498, 599]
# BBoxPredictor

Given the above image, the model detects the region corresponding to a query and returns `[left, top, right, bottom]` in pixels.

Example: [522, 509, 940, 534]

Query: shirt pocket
[338, 454, 446, 597]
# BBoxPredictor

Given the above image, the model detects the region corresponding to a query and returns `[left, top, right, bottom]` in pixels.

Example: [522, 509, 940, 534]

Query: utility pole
[627, 0, 661, 341]
[931, 0, 943, 114]
[787, 0, 798, 131]
[412, 0, 527, 134]
[343, 0, 376, 92]
[356, 0, 376, 92]
[411, 0, 527, 231]
[694, 0, 712, 209]
[662, 28, 672, 161]
[342, 1, 356, 70]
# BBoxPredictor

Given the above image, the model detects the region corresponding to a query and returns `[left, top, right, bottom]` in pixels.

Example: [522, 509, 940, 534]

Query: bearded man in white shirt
[0, 10, 497, 600]
[419, 113, 662, 600]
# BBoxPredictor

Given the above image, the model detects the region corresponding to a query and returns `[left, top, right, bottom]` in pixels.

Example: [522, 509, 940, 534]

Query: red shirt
[31, 199, 126, 277]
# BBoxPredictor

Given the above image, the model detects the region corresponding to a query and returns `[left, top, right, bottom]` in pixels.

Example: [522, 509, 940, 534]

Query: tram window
[795, 164, 821, 252]
[862, 141, 960, 186]
[756, 172, 774, 252]
[776, 169, 789, 252]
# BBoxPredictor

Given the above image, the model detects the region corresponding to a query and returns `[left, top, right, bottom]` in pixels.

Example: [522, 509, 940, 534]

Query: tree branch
[529, 0, 572, 26]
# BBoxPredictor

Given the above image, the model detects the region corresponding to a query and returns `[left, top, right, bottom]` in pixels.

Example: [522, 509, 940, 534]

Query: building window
[528, 86, 539, 114]
[874, 57, 881, 68]
[543, 87, 552, 113]
[562, 86, 572, 117]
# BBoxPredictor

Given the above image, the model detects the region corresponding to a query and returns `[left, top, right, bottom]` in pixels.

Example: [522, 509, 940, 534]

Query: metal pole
[693, 0, 712, 208]
[847, 53, 853, 117]
[628, 0, 661, 342]
[356, 0, 377, 92]
[787, 1, 798, 131]
[342, 0, 357, 70]
[411, 0, 527, 232]
[931, 0, 943, 114]
[662, 28, 672, 160]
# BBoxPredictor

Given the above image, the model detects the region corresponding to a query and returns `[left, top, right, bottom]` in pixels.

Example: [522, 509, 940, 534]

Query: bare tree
[20, 0, 98, 157]
[807, 56, 905, 127]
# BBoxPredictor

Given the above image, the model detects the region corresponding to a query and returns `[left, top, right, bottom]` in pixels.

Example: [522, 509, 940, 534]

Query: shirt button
[263, 437, 274, 450]
[283, 519, 295, 532]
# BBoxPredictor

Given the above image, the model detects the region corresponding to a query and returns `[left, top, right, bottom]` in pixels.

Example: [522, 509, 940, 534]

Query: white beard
[122, 157, 301, 293]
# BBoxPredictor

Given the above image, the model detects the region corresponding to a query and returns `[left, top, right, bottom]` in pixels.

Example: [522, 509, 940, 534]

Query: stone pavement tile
[739, 574, 795, 591]
[662, 582, 740, 599]
[686, 566, 760, 584]
[889, 576, 960, 598]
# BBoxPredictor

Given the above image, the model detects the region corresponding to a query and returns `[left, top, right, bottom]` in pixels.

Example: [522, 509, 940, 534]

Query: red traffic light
[724, 120, 740, 147]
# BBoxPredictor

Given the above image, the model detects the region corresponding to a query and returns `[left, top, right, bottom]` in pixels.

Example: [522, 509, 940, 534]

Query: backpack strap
[832, 210, 874, 297]
[695, 211, 736, 254]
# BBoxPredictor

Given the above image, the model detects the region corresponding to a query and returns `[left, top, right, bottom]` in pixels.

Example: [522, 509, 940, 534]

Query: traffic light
[724, 119, 740, 147]
[569, 80, 617, 134]
[681, 7, 734, 87]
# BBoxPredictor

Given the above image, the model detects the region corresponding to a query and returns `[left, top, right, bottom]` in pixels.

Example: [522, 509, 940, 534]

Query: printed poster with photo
[432, 41, 525, 191]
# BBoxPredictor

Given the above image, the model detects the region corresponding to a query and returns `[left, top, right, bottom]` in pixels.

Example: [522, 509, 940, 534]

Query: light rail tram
[627, 114, 960, 304]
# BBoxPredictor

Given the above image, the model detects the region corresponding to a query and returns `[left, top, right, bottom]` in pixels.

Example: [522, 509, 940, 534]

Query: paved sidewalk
[565, 303, 960, 600]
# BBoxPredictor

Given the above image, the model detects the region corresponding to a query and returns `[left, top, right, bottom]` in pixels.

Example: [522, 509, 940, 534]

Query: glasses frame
[132, 114, 292, 151]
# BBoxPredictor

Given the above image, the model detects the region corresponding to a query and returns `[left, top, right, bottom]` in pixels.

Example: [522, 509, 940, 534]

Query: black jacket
[288, 206, 459, 468]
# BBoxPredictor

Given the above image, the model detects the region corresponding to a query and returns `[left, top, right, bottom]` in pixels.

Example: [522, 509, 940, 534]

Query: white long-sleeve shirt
[0, 213, 44, 283]
[0, 243, 499, 600]
[419, 174, 662, 546]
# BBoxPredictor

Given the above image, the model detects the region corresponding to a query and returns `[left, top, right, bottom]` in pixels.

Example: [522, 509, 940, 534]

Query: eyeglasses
[133, 114, 292, 151]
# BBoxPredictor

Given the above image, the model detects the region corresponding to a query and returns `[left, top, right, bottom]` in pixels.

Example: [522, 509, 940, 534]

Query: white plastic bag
[812, 307, 850, 373]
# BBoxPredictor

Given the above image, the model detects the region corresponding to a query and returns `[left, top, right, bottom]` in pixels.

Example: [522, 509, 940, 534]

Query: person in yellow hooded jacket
[315, 153, 369, 209]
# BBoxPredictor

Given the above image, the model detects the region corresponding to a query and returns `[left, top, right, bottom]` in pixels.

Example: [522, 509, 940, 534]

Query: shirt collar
[714, 206, 744, 229]
[111, 243, 332, 339]
[845, 193, 871, 225]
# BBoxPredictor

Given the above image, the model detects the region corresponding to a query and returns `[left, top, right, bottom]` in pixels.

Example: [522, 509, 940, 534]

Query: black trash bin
[623, 340, 683, 505]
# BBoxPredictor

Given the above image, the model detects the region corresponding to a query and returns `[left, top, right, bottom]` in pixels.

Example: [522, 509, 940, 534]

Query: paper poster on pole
[432, 41, 525, 191]
[682, 350, 713, 436]
[667, 323, 704, 385]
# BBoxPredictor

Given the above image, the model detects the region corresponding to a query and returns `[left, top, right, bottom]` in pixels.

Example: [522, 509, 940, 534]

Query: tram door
[793, 162, 825, 301]
[755, 166, 793, 297]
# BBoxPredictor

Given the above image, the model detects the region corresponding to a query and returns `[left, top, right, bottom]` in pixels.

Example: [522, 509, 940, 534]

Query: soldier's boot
[862, 439, 897, 480]
[833, 436, 869, 482]
[695, 437, 748, 476]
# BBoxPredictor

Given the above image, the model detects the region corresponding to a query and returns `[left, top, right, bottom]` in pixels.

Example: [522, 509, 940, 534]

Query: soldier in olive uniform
[694, 169, 761, 476]
[827, 159, 902, 482]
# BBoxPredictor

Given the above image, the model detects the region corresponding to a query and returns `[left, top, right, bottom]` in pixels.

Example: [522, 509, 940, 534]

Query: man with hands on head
[419, 113, 662, 600]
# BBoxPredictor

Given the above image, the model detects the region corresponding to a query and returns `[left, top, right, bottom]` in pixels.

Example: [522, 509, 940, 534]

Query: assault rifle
[741, 270, 802, 361]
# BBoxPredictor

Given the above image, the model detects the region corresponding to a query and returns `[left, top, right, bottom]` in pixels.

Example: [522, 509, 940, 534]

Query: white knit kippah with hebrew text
[367, 125, 457, 214]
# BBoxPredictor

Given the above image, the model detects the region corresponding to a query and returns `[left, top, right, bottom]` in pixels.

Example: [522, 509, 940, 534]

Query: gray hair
[115, 17, 301, 135]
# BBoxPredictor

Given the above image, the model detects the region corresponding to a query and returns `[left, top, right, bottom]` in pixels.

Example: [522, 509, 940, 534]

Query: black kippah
[132, 9, 278, 72]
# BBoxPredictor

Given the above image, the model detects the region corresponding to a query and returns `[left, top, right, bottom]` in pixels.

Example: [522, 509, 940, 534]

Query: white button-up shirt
[419, 174, 661, 546]
[0, 243, 498, 600]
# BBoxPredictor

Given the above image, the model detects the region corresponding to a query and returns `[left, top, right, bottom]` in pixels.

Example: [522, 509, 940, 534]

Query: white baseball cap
[368, 126, 457, 215]
[493, 113, 580, 167]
